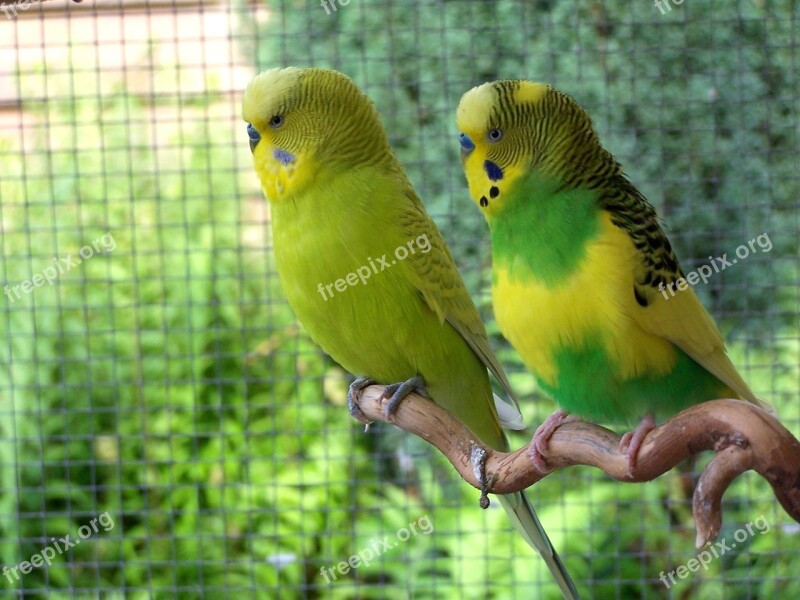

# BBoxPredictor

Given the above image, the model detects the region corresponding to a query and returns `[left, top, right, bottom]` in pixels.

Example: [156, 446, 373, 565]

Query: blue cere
[459, 132, 475, 152]
[274, 149, 296, 165]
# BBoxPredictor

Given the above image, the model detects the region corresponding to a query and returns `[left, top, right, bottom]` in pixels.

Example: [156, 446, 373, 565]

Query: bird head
[456, 80, 606, 219]
[242, 67, 391, 202]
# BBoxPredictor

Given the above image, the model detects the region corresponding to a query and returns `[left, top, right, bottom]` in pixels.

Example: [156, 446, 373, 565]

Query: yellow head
[456, 80, 607, 219]
[242, 67, 393, 201]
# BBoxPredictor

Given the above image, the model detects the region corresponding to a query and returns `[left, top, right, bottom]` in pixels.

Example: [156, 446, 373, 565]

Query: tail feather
[497, 492, 580, 600]
[493, 393, 526, 430]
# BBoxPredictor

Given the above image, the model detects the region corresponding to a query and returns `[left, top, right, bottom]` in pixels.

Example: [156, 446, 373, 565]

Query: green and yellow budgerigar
[456, 80, 772, 472]
[242, 68, 579, 598]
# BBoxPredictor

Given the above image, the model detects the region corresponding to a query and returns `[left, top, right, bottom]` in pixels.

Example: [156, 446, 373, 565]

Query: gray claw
[380, 375, 427, 419]
[347, 376, 375, 425]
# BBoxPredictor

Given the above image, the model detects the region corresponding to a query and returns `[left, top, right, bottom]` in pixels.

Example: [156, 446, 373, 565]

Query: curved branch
[354, 386, 800, 548]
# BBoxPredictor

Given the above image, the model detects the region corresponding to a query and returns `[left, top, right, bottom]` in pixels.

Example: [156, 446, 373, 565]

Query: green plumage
[244, 68, 579, 599]
[270, 170, 505, 447]
[457, 79, 770, 438]
[491, 173, 730, 424]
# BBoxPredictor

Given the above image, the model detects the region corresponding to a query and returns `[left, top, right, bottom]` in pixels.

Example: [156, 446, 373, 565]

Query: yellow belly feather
[493, 212, 678, 387]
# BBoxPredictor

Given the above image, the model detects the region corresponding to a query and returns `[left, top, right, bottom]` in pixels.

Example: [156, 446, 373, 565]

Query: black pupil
[271, 116, 282, 126]
[490, 129, 500, 140]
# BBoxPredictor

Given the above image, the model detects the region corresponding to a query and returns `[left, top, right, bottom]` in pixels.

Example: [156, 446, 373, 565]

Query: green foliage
[0, 1, 797, 597]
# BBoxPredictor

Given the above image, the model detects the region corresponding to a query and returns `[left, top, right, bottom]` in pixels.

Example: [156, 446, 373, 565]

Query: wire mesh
[0, 0, 798, 597]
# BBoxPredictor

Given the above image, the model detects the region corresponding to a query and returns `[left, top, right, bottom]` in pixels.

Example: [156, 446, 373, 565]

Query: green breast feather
[491, 173, 731, 425]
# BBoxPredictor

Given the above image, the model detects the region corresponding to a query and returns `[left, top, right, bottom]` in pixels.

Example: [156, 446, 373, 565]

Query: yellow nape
[513, 80, 549, 105]
[492, 212, 678, 386]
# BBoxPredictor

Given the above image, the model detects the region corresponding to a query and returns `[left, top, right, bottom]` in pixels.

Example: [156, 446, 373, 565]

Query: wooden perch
[353, 385, 800, 548]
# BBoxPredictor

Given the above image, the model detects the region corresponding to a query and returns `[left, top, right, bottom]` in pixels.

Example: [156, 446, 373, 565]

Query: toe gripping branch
[350, 385, 800, 549]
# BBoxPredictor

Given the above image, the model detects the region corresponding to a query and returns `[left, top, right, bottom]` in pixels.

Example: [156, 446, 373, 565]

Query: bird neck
[487, 172, 603, 286]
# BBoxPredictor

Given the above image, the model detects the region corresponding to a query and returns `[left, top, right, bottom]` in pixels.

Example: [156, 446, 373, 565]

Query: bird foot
[529, 409, 577, 473]
[380, 375, 428, 420]
[347, 376, 375, 426]
[619, 414, 656, 473]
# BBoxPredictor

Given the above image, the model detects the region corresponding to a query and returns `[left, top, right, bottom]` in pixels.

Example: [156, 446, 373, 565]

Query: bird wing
[396, 186, 520, 413]
[606, 182, 772, 412]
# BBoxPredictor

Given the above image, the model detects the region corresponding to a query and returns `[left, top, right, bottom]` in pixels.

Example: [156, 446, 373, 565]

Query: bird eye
[487, 128, 503, 142]
[269, 115, 284, 129]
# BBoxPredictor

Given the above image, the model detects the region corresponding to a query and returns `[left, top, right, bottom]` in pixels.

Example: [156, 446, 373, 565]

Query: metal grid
[0, 0, 798, 597]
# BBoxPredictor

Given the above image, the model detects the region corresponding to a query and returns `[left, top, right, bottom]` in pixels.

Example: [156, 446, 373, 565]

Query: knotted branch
[354, 386, 800, 548]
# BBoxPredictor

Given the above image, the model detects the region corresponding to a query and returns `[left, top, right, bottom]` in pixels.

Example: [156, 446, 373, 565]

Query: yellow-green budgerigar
[242, 68, 579, 598]
[456, 80, 772, 472]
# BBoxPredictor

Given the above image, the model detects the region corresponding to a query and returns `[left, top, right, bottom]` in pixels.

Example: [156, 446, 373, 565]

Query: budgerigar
[243, 68, 579, 598]
[456, 80, 771, 472]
